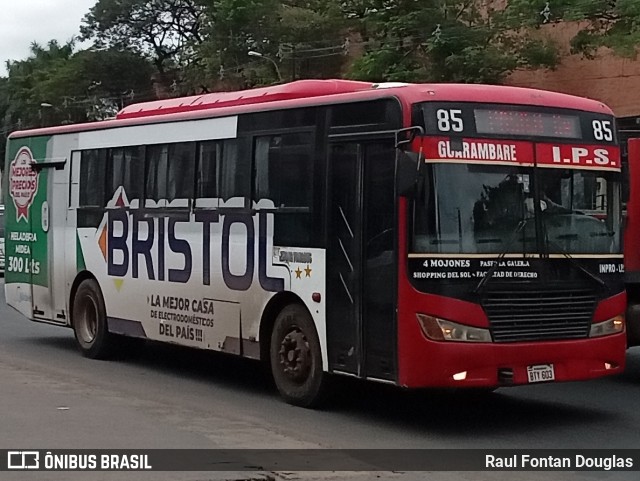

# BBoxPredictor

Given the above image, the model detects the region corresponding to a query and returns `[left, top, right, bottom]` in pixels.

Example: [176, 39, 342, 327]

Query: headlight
[589, 315, 624, 338]
[416, 313, 492, 342]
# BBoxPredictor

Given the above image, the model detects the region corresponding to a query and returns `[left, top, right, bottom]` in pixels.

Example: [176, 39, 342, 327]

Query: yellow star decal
[304, 265, 312, 277]
[295, 267, 302, 279]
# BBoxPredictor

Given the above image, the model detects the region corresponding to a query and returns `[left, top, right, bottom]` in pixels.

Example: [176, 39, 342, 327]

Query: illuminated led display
[474, 109, 582, 139]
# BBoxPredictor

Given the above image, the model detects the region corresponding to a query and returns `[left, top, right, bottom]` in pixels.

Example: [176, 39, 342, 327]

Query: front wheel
[270, 304, 327, 407]
[72, 279, 115, 359]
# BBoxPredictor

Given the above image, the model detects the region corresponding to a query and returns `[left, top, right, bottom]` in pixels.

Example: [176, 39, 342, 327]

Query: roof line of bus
[8, 80, 614, 139]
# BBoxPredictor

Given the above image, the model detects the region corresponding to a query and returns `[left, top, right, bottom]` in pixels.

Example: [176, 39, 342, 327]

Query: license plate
[527, 364, 555, 383]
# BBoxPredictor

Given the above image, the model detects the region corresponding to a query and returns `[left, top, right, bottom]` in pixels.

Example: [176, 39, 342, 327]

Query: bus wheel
[72, 279, 115, 359]
[270, 304, 326, 408]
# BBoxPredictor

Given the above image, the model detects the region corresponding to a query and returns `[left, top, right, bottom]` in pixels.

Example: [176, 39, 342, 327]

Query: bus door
[29, 158, 68, 324]
[5, 140, 65, 322]
[327, 140, 397, 381]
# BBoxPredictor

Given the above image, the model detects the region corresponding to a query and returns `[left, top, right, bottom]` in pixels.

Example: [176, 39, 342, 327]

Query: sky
[0, 0, 97, 76]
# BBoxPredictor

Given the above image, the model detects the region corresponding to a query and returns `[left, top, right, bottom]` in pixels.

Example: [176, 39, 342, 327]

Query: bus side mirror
[396, 151, 422, 198]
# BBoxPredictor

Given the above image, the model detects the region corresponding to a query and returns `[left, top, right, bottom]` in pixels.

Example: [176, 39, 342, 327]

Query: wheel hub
[279, 328, 311, 383]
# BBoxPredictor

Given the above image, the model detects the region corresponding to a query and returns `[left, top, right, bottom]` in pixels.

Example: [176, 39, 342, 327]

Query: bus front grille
[482, 288, 596, 343]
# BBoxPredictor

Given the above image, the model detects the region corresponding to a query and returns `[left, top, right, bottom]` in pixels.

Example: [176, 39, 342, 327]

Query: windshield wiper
[474, 216, 532, 295]
[545, 237, 608, 293]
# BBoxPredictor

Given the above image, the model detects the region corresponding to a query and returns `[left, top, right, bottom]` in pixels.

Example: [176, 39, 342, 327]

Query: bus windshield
[412, 163, 622, 255]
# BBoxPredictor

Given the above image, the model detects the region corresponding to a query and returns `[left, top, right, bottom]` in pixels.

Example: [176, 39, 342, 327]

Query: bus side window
[253, 132, 314, 246]
[105, 146, 144, 207]
[218, 138, 249, 205]
[145, 142, 196, 207]
[167, 142, 196, 207]
[195, 141, 219, 208]
[146, 144, 168, 207]
[107, 148, 125, 203]
[122, 146, 144, 207]
[79, 149, 107, 207]
[78, 149, 108, 227]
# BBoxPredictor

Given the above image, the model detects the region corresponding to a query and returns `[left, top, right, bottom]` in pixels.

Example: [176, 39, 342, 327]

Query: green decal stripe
[5, 136, 52, 287]
[76, 232, 86, 272]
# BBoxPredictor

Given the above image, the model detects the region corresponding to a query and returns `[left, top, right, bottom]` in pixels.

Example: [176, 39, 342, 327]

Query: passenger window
[254, 132, 313, 209]
[107, 146, 144, 205]
[146, 142, 196, 206]
[253, 132, 314, 245]
[79, 149, 107, 207]
[146, 144, 168, 204]
[196, 141, 220, 205]
[122, 146, 145, 206]
[167, 142, 196, 204]
[219, 139, 249, 203]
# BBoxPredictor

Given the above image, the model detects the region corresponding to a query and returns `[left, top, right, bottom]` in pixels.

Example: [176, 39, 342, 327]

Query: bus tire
[72, 279, 115, 359]
[270, 304, 327, 408]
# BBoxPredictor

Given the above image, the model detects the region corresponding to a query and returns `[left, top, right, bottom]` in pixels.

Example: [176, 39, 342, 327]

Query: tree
[1, 41, 154, 139]
[505, 0, 640, 59]
[38, 49, 156, 121]
[277, 1, 350, 80]
[192, 0, 350, 89]
[194, 0, 282, 89]
[2, 40, 76, 132]
[345, 0, 559, 84]
[1, 41, 75, 163]
[80, 0, 206, 79]
[0, 76, 11, 167]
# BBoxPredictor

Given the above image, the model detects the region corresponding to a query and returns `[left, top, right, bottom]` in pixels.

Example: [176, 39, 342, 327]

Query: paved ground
[1, 279, 640, 480]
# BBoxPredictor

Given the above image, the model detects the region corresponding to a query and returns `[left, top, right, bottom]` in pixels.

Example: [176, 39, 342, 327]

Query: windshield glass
[538, 168, 621, 254]
[412, 164, 621, 255]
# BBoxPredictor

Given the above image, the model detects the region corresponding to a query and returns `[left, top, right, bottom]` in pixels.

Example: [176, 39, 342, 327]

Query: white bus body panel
[57, 115, 328, 369]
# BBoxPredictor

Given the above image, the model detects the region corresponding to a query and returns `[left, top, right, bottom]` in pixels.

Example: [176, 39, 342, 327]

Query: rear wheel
[72, 279, 115, 359]
[270, 304, 327, 407]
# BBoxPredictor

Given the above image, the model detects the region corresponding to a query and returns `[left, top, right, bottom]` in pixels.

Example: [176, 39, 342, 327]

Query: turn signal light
[589, 315, 625, 338]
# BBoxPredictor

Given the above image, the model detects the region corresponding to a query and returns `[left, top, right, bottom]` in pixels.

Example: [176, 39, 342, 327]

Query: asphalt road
[1, 278, 640, 481]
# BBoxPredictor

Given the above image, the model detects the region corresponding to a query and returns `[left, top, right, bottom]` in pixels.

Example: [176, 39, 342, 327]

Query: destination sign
[420, 138, 620, 171]
[421, 102, 617, 145]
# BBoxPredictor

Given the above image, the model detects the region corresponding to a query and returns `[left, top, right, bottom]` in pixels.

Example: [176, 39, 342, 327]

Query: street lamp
[248, 50, 282, 82]
[39, 102, 53, 127]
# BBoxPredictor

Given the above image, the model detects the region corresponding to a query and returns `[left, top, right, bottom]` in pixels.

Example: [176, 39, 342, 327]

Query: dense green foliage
[0, 41, 154, 162]
[504, 0, 640, 58]
[345, 1, 559, 83]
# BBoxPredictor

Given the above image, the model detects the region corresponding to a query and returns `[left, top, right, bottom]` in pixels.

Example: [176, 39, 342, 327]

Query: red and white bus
[4, 80, 626, 406]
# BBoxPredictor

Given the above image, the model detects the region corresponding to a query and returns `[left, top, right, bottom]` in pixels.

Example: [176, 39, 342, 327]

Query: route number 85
[592, 120, 613, 141]
[436, 109, 464, 133]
